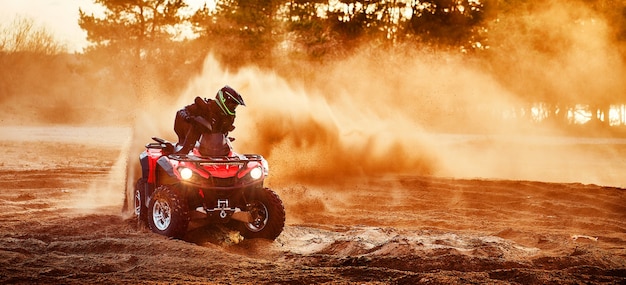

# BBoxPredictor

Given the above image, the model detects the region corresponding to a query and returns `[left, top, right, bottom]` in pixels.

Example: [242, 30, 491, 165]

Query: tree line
[1, 0, 626, 131]
[79, 0, 488, 61]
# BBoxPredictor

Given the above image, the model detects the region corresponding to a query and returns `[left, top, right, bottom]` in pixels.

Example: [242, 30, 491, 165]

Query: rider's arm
[182, 98, 205, 121]
[223, 115, 236, 133]
[194, 97, 212, 116]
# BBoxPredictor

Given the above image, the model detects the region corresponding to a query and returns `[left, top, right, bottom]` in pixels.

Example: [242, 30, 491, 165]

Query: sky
[0, 0, 210, 53]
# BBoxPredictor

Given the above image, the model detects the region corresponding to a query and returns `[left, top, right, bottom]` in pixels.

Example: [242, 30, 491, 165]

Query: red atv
[134, 119, 285, 240]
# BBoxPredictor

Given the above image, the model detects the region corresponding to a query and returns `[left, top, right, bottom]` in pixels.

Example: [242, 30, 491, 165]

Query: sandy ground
[0, 126, 625, 284]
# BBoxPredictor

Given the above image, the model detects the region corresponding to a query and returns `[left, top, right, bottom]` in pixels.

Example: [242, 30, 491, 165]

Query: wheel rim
[152, 199, 171, 231]
[134, 190, 141, 217]
[246, 201, 269, 232]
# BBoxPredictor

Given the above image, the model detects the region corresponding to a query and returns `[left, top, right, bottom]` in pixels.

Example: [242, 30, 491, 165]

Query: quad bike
[134, 117, 285, 240]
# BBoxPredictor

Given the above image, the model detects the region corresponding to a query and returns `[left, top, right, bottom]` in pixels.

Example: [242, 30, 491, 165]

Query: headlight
[250, 167, 263, 180]
[179, 167, 193, 180]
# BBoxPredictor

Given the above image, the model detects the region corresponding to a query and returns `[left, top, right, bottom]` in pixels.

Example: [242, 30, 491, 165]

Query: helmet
[216, 85, 245, 115]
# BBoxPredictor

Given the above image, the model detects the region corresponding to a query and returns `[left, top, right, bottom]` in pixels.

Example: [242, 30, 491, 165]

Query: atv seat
[198, 133, 230, 156]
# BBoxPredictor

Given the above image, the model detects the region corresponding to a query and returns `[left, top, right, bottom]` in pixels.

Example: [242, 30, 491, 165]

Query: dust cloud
[487, 0, 625, 105]
[129, 23, 624, 188]
[74, 132, 131, 213]
[5, 0, 622, 194]
[143, 0, 626, 188]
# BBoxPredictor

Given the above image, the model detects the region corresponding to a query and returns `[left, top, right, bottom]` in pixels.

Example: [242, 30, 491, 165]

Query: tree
[0, 16, 66, 55]
[191, 0, 282, 68]
[280, 0, 492, 60]
[79, 0, 190, 56]
[406, 0, 490, 49]
[0, 16, 67, 103]
[78, 0, 193, 98]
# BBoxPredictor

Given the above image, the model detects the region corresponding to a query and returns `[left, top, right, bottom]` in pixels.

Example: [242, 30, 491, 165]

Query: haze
[2, 0, 625, 188]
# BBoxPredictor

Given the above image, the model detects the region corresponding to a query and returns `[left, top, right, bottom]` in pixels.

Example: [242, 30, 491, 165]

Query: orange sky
[1, 0, 99, 52]
[1, 0, 210, 53]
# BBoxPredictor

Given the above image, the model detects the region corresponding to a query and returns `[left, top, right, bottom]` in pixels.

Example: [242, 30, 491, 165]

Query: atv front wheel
[238, 187, 285, 240]
[147, 185, 189, 238]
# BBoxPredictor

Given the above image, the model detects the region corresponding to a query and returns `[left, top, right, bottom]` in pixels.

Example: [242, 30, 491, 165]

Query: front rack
[168, 153, 264, 163]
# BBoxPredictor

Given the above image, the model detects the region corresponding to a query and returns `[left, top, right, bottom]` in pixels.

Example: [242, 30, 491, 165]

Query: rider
[174, 85, 245, 154]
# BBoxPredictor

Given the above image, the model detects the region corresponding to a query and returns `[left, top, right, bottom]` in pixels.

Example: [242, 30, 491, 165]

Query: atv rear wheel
[147, 185, 189, 238]
[237, 187, 285, 240]
[134, 178, 147, 225]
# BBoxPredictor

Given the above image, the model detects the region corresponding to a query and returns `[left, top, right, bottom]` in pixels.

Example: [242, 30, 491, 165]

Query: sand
[0, 126, 624, 284]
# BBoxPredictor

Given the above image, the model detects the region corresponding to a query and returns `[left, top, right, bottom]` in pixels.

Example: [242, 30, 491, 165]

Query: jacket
[180, 96, 236, 134]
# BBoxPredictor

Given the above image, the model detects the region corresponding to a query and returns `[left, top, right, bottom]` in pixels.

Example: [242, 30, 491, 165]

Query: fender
[155, 156, 180, 186]
[139, 151, 150, 181]
[140, 156, 178, 211]
[157, 156, 176, 178]
[141, 152, 178, 183]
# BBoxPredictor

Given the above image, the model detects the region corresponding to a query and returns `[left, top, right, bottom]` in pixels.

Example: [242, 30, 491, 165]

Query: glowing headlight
[179, 167, 193, 180]
[250, 167, 263, 180]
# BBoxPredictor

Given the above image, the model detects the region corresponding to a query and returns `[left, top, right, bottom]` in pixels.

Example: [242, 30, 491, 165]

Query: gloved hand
[180, 109, 191, 122]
